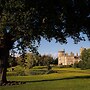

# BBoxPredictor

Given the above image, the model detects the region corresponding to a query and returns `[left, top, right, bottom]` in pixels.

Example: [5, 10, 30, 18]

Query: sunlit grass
[7, 72, 90, 82]
[0, 78, 90, 90]
[0, 67, 90, 90]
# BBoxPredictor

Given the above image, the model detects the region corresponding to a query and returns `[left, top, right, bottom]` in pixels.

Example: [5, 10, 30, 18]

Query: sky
[38, 36, 90, 58]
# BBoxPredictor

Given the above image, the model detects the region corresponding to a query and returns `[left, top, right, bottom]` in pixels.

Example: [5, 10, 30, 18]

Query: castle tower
[58, 48, 81, 66]
[70, 52, 74, 56]
[58, 51, 65, 57]
[58, 50, 65, 65]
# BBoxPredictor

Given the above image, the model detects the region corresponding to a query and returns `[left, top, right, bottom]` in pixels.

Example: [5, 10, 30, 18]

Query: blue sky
[38, 36, 90, 58]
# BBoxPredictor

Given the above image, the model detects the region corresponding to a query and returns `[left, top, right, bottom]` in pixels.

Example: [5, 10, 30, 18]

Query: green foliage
[73, 62, 79, 68]
[45, 70, 57, 74]
[16, 53, 53, 71]
[17, 53, 42, 68]
[8, 56, 17, 67]
[8, 65, 26, 76]
[25, 53, 37, 68]
[29, 70, 47, 75]
[80, 49, 90, 69]
[32, 66, 47, 69]
[51, 58, 58, 65]
[16, 56, 25, 67]
[7, 72, 17, 76]
[40, 55, 53, 70]
[0, 0, 90, 53]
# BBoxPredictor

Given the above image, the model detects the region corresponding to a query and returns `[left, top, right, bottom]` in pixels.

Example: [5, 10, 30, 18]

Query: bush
[80, 48, 90, 69]
[8, 66, 26, 76]
[46, 70, 57, 74]
[7, 72, 17, 76]
[17, 70, 26, 76]
[29, 70, 47, 75]
[73, 63, 79, 68]
[78, 61, 87, 70]
[47, 65, 52, 70]
[32, 66, 47, 69]
[59, 65, 73, 68]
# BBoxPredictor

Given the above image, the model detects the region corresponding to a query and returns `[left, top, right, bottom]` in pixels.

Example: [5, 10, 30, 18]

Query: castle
[58, 47, 85, 66]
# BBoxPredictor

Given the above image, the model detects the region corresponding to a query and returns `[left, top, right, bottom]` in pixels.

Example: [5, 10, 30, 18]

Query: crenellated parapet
[58, 49, 80, 66]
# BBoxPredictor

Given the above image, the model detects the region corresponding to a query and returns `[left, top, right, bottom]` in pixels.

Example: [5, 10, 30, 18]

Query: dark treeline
[7, 53, 58, 69]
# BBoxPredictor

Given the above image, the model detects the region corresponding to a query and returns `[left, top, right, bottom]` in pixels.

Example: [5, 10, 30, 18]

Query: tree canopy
[0, 0, 90, 53]
[80, 48, 90, 69]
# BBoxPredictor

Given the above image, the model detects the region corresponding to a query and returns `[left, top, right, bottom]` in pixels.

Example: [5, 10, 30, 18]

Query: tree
[16, 53, 40, 68]
[38, 55, 50, 66]
[51, 58, 58, 65]
[0, 0, 90, 83]
[80, 49, 90, 69]
[44, 55, 53, 70]
[40, 55, 53, 70]
[8, 56, 17, 67]
[16, 55, 26, 67]
[25, 53, 36, 68]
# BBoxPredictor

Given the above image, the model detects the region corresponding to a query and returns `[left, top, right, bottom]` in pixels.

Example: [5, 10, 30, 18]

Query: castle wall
[58, 56, 66, 65]
[58, 55, 77, 65]
[58, 50, 80, 66]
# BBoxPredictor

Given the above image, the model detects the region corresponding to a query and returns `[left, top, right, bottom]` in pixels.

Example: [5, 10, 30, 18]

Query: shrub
[59, 65, 73, 68]
[7, 72, 17, 76]
[17, 70, 26, 76]
[46, 70, 57, 74]
[32, 66, 47, 69]
[29, 70, 47, 75]
[78, 61, 87, 70]
[8, 66, 26, 76]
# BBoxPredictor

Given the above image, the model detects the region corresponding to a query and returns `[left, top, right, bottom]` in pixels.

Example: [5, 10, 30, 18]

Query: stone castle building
[58, 47, 85, 65]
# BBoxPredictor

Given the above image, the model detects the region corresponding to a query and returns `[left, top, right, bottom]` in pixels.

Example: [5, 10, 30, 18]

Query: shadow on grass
[26, 75, 90, 83]
[1, 75, 90, 86]
[12, 76, 90, 84]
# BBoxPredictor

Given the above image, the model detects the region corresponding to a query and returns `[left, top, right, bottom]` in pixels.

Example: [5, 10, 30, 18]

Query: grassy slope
[0, 79, 90, 90]
[7, 67, 90, 81]
[0, 67, 90, 90]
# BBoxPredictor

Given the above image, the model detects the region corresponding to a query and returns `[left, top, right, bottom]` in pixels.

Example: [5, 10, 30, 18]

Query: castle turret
[58, 51, 65, 57]
[70, 52, 74, 56]
[58, 50, 65, 65]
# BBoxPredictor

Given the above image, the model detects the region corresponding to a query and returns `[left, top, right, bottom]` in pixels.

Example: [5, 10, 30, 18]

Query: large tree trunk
[0, 47, 9, 83]
[0, 30, 14, 84]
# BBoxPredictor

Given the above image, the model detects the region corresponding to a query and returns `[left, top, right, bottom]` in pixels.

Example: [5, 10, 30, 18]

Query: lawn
[0, 67, 90, 90]
[0, 79, 90, 90]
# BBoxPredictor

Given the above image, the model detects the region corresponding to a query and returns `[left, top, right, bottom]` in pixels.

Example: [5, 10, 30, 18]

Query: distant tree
[16, 55, 26, 67]
[52, 58, 58, 65]
[25, 53, 36, 68]
[41, 55, 53, 70]
[0, 0, 90, 83]
[73, 61, 79, 68]
[8, 56, 17, 67]
[16, 53, 36, 68]
[80, 49, 90, 69]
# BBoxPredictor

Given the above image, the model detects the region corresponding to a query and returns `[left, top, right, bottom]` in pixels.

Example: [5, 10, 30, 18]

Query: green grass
[0, 67, 90, 90]
[6, 72, 90, 82]
[0, 79, 90, 90]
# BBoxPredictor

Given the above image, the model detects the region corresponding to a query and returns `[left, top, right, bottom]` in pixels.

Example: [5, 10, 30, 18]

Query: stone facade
[58, 48, 85, 66]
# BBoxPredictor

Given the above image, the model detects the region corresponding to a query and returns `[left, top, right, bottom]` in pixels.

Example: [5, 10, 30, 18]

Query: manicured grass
[0, 67, 90, 90]
[0, 79, 90, 90]
[6, 72, 90, 82]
